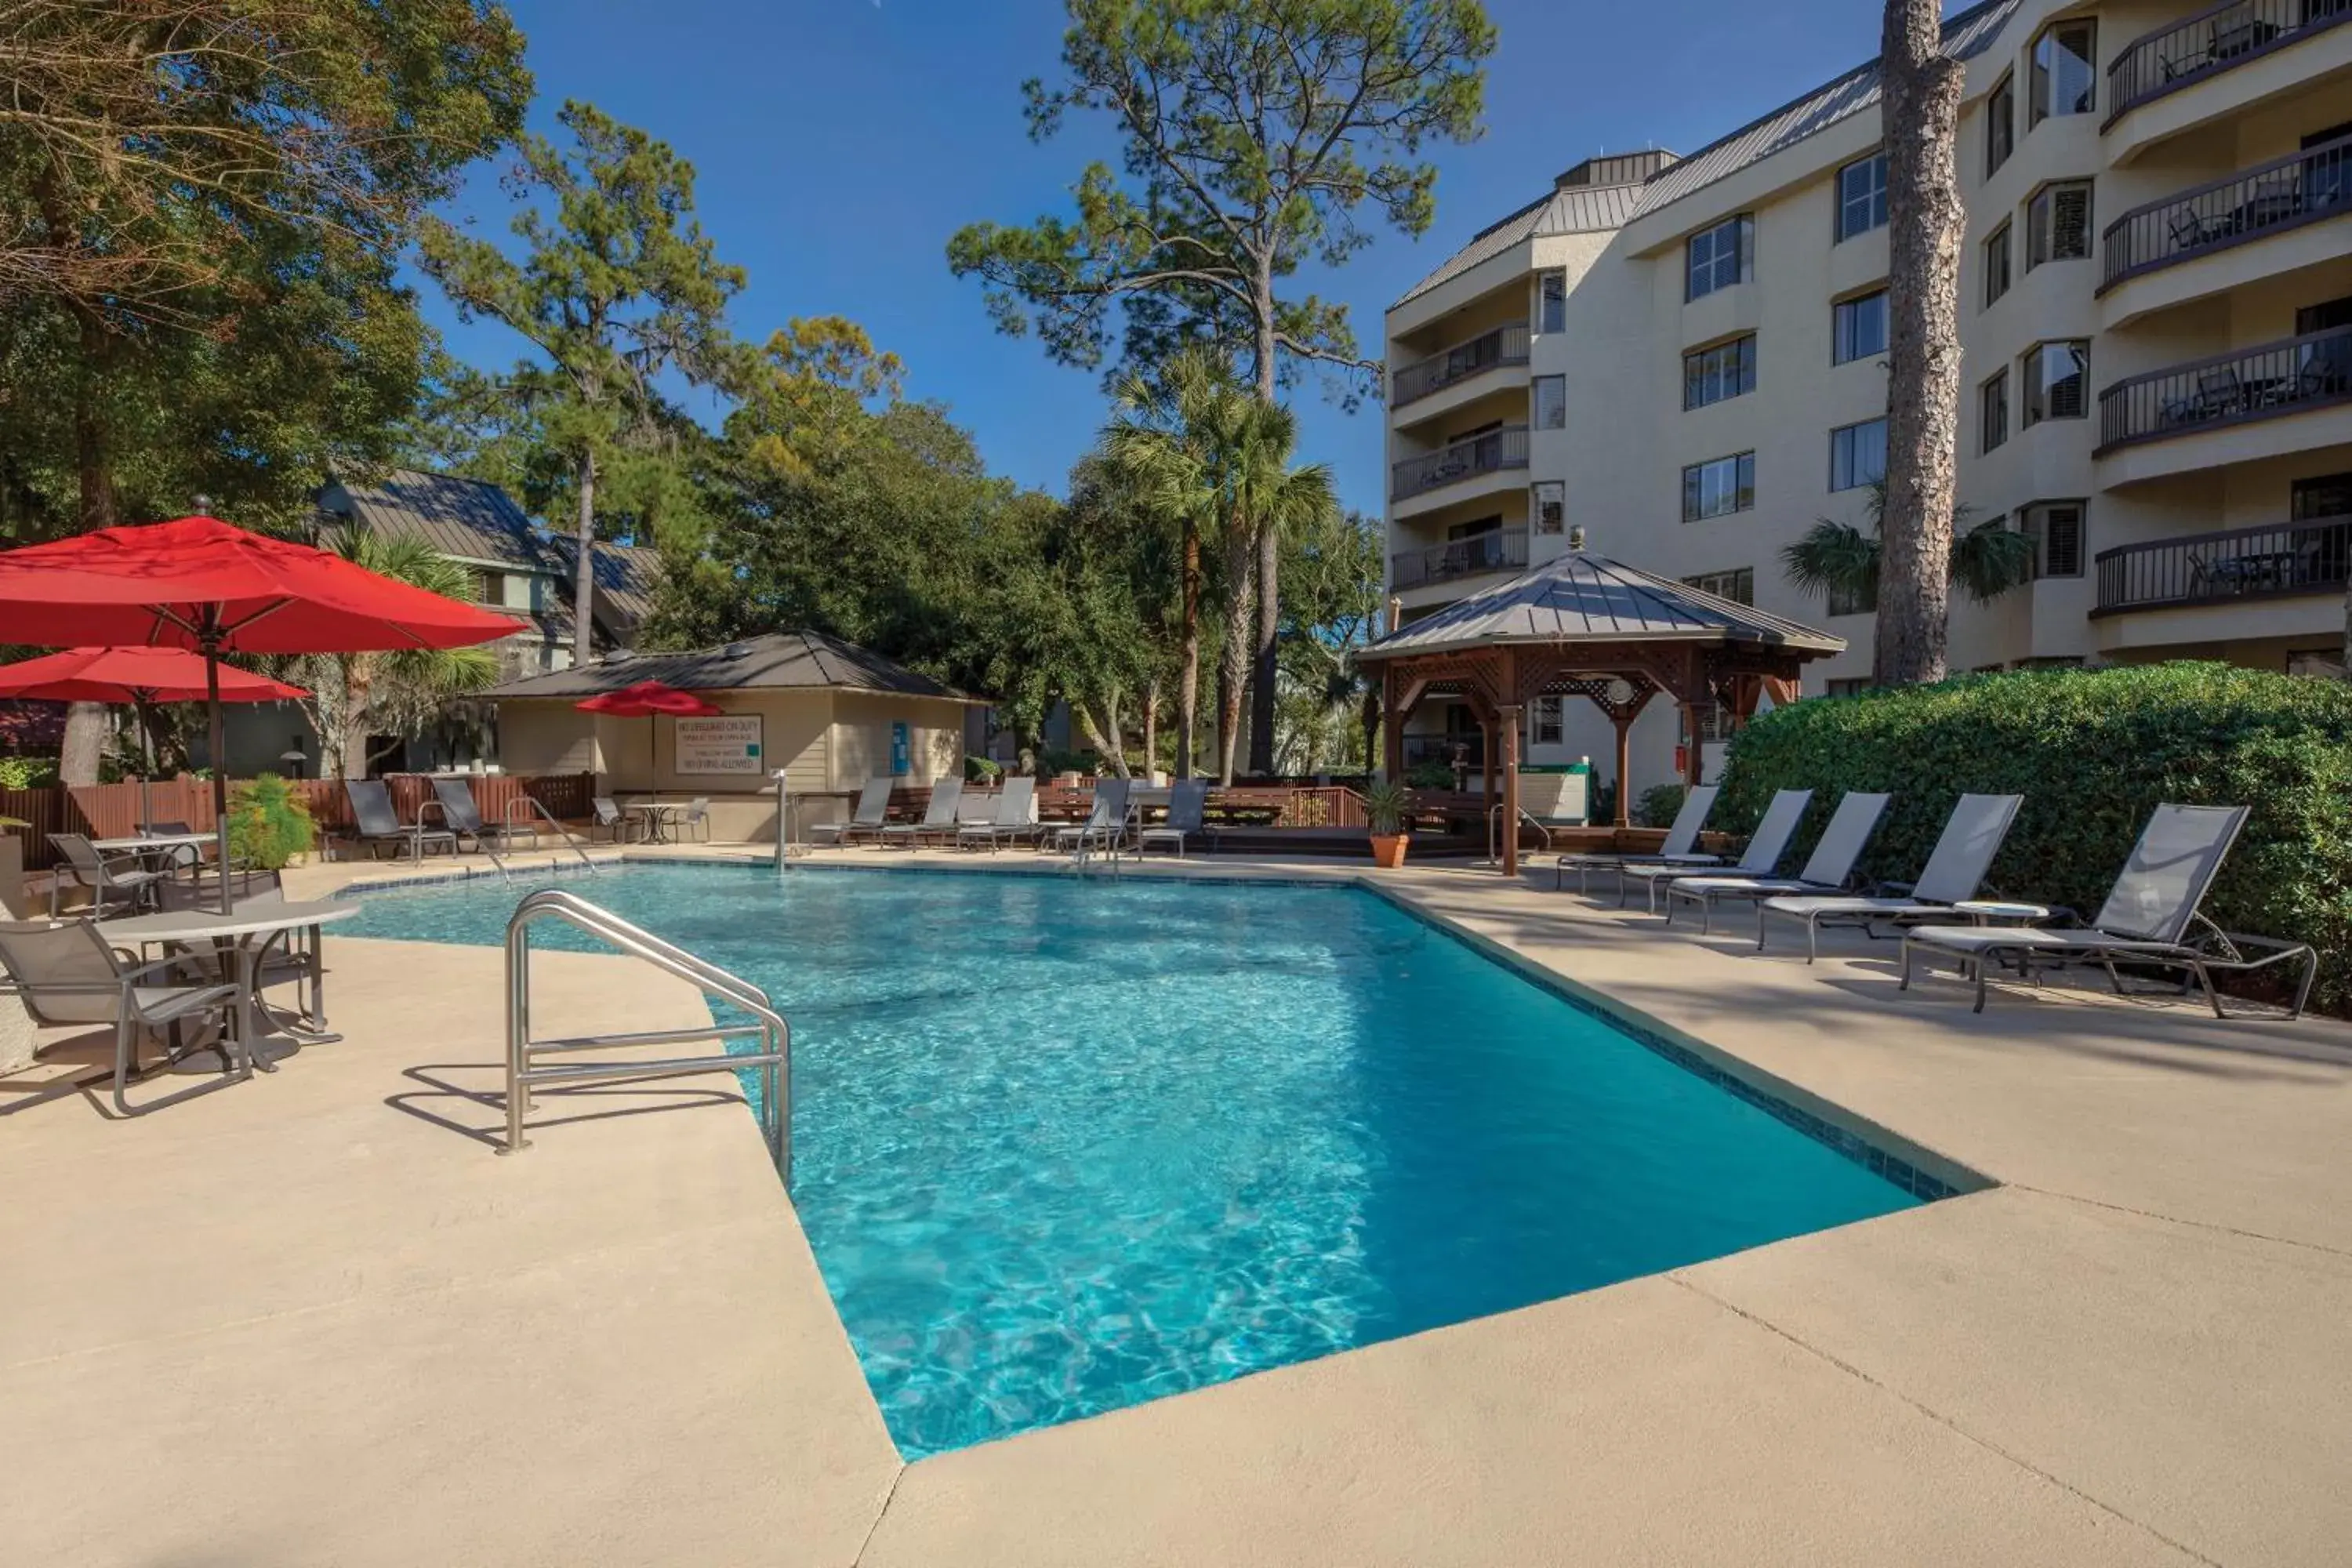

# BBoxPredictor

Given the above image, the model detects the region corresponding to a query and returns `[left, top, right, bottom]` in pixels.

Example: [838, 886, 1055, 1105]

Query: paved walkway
[3, 846, 2347, 1565]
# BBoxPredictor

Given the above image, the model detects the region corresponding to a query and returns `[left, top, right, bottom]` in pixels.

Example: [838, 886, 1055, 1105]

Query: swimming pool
[346, 863, 1939, 1457]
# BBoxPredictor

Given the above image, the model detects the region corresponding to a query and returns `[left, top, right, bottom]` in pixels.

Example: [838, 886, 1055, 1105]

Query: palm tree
[1783, 481, 2034, 622]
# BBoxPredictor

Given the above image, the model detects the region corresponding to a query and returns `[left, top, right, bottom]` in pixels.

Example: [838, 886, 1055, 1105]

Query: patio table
[100, 900, 358, 1073]
[626, 801, 685, 844]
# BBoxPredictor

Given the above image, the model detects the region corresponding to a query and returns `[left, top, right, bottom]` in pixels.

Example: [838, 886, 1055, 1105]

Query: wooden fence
[892, 781, 1373, 829]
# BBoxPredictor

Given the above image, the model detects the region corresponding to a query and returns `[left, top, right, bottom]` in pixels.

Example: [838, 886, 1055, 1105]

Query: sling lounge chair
[880, 779, 963, 848]
[591, 796, 637, 843]
[811, 778, 894, 847]
[0, 918, 247, 1116]
[1899, 803, 2316, 1017]
[428, 777, 525, 857]
[1663, 791, 1890, 933]
[957, 775, 1040, 852]
[1053, 778, 1133, 858]
[1138, 779, 1209, 858]
[1619, 789, 1813, 914]
[1555, 784, 1724, 897]
[1756, 793, 2024, 961]
[344, 779, 454, 865]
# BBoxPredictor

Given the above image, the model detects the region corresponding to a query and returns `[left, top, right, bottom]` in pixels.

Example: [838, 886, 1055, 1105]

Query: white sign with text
[672, 713, 763, 775]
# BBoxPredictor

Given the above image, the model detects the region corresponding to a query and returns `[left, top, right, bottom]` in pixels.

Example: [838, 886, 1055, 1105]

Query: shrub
[1362, 782, 1412, 836]
[227, 773, 315, 870]
[1404, 760, 1457, 789]
[1635, 782, 1686, 828]
[1716, 662, 2352, 1013]
[964, 755, 1003, 784]
[0, 755, 58, 789]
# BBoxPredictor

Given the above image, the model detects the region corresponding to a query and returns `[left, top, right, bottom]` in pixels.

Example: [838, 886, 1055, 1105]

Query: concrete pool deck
[3, 845, 2347, 1565]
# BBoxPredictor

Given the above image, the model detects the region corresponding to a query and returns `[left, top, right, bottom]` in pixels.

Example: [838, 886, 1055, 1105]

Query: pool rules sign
[673, 714, 764, 775]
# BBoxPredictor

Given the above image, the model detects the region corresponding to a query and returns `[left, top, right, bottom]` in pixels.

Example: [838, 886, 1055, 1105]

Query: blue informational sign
[891, 720, 910, 775]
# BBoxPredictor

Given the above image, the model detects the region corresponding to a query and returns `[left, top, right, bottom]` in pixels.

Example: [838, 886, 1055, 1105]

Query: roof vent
[723, 641, 753, 658]
[601, 648, 633, 663]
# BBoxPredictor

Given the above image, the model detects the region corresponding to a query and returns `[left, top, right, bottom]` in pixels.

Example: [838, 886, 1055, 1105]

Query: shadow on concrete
[385, 1061, 750, 1152]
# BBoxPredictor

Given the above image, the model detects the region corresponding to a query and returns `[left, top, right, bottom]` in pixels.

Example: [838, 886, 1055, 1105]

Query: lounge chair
[1899, 803, 2316, 1017]
[957, 776, 1040, 852]
[1757, 793, 2024, 961]
[1619, 789, 1813, 914]
[1052, 778, 1134, 858]
[591, 796, 637, 844]
[1555, 784, 1725, 897]
[343, 779, 454, 865]
[46, 833, 169, 919]
[1138, 779, 1210, 858]
[1663, 791, 1891, 932]
[427, 777, 525, 857]
[678, 797, 713, 844]
[0, 918, 247, 1116]
[811, 778, 894, 847]
[880, 778, 963, 848]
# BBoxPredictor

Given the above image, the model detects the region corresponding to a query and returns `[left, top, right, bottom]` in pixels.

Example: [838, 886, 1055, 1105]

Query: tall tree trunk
[1216, 524, 1258, 785]
[572, 445, 599, 664]
[1247, 265, 1281, 775]
[1359, 684, 1382, 776]
[58, 311, 119, 787]
[339, 658, 376, 780]
[1142, 677, 1161, 779]
[1875, 0, 1966, 687]
[1177, 522, 1201, 779]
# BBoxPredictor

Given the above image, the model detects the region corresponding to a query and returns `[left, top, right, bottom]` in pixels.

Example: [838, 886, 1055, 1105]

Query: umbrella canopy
[0, 646, 307, 705]
[574, 680, 724, 719]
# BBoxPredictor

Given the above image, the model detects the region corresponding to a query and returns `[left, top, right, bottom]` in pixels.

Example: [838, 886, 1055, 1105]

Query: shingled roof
[484, 630, 980, 702]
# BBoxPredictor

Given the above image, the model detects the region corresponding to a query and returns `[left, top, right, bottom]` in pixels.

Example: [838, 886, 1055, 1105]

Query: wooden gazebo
[1359, 542, 1846, 874]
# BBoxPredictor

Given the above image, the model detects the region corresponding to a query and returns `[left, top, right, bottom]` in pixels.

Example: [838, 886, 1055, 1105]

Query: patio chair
[47, 833, 168, 919]
[154, 869, 316, 1032]
[1899, 804, 2316, 1018]
[1138, 779, 1210, 858]
[2295, 343, 2349, 401]
[0, 918, 247, 1116]
[1619, 789, 1813, 914]
[880, 779, 963, 848]
[1662, 791, 1891, 933]
[1555, 784, 1725, 899]
[956, 775, 1041, 852]
[591, 796, 637, 844]
[140, 819, 207, 873]
[1757, 793, 2025, 961]
[2165, 209, 2213, 253]
[343, 779, 454, 865]
[426, 777, 525, 858]
[678, 797, 713, 844]
[1052, 777, 1134, 858]
[811, 778, 894, 847]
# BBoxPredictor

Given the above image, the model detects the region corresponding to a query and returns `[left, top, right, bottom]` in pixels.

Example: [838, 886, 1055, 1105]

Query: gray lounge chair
[1756, 793, 2024, 961]
[45, 833, 168, 918]
[344, 779, 454, 864]
[881, 778, 963, 848]
[679, 797, 713, 844]
[0, 918, 247, 1116]
[811, 778, 894, 847]
[427, 777, 525, 857]
[1900, 803, 2316, 1017]
[1619, 789, 1813, 913]
[957, 775, 1040, 852]
[1555, 784, 1725, 897]
[1663, 791, 1891, 932]
[591, 796, 637, 844]
[1053, 777, 1134, 858]
[1138, 779, 1209, 858]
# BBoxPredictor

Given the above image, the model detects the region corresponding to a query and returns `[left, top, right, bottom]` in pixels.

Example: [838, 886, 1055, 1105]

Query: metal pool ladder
[501, 887, 791, 1185]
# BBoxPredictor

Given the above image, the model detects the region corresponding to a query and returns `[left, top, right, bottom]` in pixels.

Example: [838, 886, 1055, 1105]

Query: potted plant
[1363, 782, 1412, 869]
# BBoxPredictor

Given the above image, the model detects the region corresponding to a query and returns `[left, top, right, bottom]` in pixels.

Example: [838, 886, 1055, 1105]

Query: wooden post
[1613, 716, 1633, 828]
[1498, 703, 1522, 877]
[1381, 666, 1405, 781]
[1479, 704, 1495, 804]
[1681, 702, 1704, 787]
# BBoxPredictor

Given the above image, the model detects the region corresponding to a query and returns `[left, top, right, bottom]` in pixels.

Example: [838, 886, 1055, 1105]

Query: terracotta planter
[1369, 833, 1409, 869]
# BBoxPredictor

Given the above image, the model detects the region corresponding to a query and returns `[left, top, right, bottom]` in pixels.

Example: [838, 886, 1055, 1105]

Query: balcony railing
[2093, 514, 2350, 615]
[2106, 0, 2352, 126]
[2095, 326, 2352, 451]
[1391, 425, 1530, 501]
[1403, 732, 1485, 770]
[1392, 321, 1531, 408]
[1391, 526, 1529, 590]
[2100, 130, 2350, 290]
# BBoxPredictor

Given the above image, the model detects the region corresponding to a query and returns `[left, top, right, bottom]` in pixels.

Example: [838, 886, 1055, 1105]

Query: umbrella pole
[136, 698, 154, 832]
[205, 636, 233, 913]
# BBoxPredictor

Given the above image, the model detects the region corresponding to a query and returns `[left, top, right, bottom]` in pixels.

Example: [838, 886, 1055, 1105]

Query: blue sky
[421, 0, 1909, 517]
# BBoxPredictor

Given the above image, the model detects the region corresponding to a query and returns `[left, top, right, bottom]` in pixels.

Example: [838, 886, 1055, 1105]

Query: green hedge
[1715, 662, 2352, 1013]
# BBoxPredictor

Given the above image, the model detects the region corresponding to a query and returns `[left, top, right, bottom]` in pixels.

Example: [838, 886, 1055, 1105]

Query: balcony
[1392, 321, 1530, 408]
[2092, 514, 2350, 614]
[2100, 130, 2350, 291]
[2105, 0, 2352, 128]
[2095, 325, 2352, 451]
[1391, 526, 1529, 591]
[1391, 426, 1529, 502]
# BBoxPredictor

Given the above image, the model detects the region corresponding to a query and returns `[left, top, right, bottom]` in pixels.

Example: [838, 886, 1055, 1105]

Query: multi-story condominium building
[1383, 0, 2352, 791]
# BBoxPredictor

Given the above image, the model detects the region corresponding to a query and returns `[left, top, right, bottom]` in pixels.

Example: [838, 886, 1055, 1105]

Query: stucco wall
[826, 694, 965, 791]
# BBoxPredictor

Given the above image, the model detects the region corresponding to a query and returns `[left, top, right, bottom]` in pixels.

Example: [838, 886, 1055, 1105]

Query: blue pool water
[346, 864, 1929, 1456]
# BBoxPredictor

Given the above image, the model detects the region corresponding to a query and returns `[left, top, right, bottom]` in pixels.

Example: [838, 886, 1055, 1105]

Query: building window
[1832, 290, 1888, 365]
[1537, 270, 1566, 333]
[1983, 222, 2013, 307]
[1682, 335, 1757, 408]
[2026, 180, 2093, 268]
[1532, 481, 1565, 534]
[2020, 501, 2085, 578]
[1681, 452, 1755, 521]
[1534, 374, 1566, 429]
[1836, 151, 1889, 241]
[1985, 73, 2015, 178]
[2291, 471, 2352, 521]
[1829, 417, 1889, 492]
[1825, 677, 1871, 698]
[2022, 341, 2089, 425]
[1682, 567, 1755, 604]
[1529, 695, 1564, 746]
[1686, 214, 1754, 301]
[2030, 20, 2096, 126]
[1980, 370, 2009, 452]
[1827, 577, 1878, 617]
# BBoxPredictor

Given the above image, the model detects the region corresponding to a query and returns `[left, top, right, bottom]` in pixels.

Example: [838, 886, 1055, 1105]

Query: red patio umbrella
[0, 517, 522, 908]
[575, 680, 723, 808]
[0, 647, 309, 829]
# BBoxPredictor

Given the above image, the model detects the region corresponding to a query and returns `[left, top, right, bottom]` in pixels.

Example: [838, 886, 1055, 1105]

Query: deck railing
[2092, 514, 2351, 615]
[2105, 0, 2352, 125]
[2095, 325, 2352, 451]
[1390, 526, 1530, 590]
[2100, 129, 2351, 290]
[1392, 321, 1530, 407]
[1391, 425, 1530, 501]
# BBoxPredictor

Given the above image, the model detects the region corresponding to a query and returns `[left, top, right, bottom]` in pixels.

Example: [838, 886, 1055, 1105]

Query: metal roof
[485, 630, 979, 702]
[1359, 550, 1846, 662]
[1396, 180, 1647, 306]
